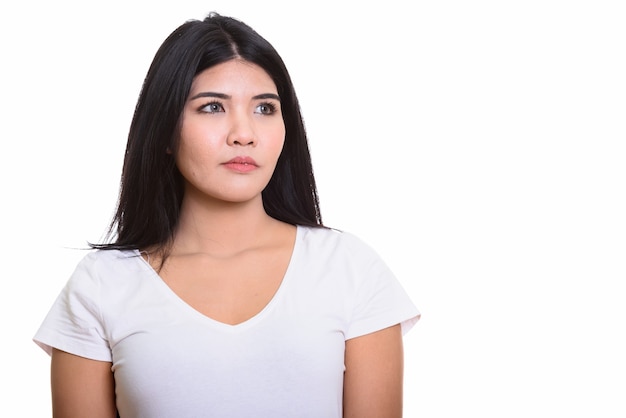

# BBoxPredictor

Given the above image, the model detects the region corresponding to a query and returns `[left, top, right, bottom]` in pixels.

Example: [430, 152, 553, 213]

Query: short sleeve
[343, 234, 420, 340]
[33, 252, 112, 361]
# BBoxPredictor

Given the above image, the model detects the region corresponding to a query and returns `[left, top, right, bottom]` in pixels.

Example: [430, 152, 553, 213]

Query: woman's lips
[223, 156, 258, 173]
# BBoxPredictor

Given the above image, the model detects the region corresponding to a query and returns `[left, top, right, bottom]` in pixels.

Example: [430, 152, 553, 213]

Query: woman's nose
[226, 113, 256, 146]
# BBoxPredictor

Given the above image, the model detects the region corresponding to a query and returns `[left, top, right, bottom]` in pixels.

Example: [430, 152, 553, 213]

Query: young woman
[34, 13, 419, 418]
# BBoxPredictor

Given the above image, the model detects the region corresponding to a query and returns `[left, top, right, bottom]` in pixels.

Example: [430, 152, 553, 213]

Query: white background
[1, 0, 625, 416]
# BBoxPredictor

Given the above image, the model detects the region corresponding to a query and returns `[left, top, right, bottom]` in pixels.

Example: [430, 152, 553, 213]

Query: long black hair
[92, 13, 323, 252]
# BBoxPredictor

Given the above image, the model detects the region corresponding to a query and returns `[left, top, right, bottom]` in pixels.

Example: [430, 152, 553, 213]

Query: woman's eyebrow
[189, 92, 280, 101]
[253, 93, 281, 101]
[189, 92, 229, 100]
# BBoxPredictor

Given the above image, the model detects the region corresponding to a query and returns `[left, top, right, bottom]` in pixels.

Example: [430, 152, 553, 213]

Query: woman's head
[98, 13, 322, 251]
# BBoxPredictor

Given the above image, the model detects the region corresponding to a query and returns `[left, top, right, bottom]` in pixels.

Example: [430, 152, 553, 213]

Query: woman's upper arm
[51, 348, 116, 418]
[343, 323, 404, 418]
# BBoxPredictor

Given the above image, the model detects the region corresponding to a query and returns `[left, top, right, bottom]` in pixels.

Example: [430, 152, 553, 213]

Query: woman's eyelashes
[199, 101, 224, 113]
[255, 102, 278, 115]
[197, 101, 279, 115]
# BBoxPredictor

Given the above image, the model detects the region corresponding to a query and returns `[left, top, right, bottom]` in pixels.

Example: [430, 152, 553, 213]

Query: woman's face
[176, 59, 285, 205]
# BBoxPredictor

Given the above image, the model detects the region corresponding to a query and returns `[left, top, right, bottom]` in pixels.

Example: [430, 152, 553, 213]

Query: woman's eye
[200, 102, 224, 113]
[256, 103, 277, 115]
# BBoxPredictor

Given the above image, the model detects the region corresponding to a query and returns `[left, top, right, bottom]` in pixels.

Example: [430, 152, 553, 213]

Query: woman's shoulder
[60, 249, 156, 304]
[70, 248, 146, 281]
[297, 225, 379, 259]
[76, 248, 141, 265]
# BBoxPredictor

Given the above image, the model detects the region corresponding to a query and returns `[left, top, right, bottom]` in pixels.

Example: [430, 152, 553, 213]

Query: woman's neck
[172, 194, 284, 257]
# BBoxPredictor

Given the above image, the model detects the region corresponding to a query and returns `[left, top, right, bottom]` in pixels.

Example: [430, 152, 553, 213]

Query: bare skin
[344, 324, 404, 418]
[152, 200, 297, 325]
[51, 349, 116, 418]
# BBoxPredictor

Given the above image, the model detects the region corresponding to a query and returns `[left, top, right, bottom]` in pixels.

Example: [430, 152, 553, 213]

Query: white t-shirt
[34, 225, 419, 418]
